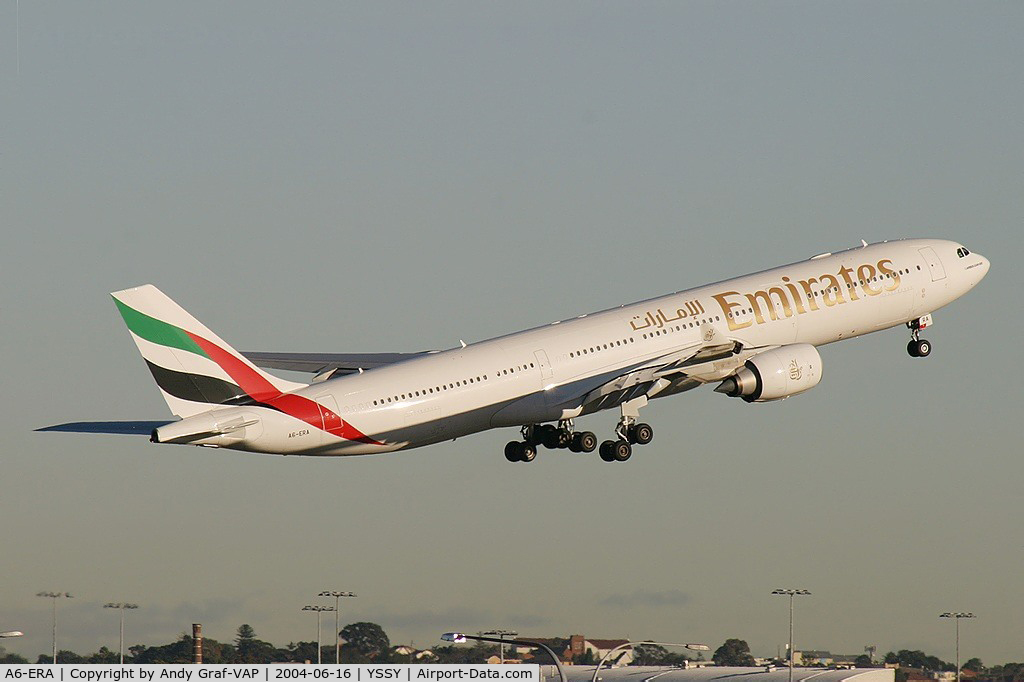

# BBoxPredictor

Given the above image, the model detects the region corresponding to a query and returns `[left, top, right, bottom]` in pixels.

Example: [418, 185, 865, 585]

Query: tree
[0, 646, 28, 664]
[37, 650, 85, 664]
[432, 643, 498, 664]
[236, 624, 257, 645]
[713, 639, 756, 667]
[131, 633, 234, 664]
[632, 644, 670, 666]
[86, 647, 120, 664]
[963, 658, 985, 672]
[881, 650, 953, 673]
[340, 622, 391, 661]
[234, 624, 276, 663]
[854, 655, 875, 668]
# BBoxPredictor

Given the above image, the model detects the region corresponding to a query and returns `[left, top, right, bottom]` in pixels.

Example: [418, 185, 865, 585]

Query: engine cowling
[715, 344, 822, 402]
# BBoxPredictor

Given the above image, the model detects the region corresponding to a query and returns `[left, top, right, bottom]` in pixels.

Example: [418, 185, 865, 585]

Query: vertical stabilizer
[111, 285, 306, 418]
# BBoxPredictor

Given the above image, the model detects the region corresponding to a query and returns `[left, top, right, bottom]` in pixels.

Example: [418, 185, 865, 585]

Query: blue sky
[1, 1, 1021, 665]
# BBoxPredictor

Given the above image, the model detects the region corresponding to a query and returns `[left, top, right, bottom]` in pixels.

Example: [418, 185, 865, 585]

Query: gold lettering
[713, 292, 752, 331]
[746, 290, 779, 324]
[797, 278, 820, 312]
[858, 263, 881, 295]
[837, 265, 860, 301]
[781, 277, 807, 315]
[768, 287, 794, 318]
[819, 273, 846, 307]
[877, 258, 900, 291]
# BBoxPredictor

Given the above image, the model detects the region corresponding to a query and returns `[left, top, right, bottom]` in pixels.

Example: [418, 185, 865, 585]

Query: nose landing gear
[907, 315, 933, 358]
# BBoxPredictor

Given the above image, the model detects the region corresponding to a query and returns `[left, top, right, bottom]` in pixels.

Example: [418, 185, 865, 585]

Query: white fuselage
[195, 238, 989, 456]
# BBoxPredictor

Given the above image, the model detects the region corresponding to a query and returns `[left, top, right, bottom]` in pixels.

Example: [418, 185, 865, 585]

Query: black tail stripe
[145, 360, 254, 406]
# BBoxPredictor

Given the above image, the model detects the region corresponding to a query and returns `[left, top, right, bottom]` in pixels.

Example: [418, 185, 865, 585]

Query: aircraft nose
[978, 254, 990, 278]
[970, 253, 990, 284]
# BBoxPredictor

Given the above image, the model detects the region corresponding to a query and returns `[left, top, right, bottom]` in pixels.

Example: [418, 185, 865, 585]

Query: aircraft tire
[556, 429, 573, 448]
[599, 440, 616, 462]
[916, 339, 932, 357]
[613, 440, 632, 461]
[907, 340, 920, 357]
[633, 423, 654, 445]
[578, 431, 598, 453]
[504, 441, 522, 462]
[518, 442, 537, 462]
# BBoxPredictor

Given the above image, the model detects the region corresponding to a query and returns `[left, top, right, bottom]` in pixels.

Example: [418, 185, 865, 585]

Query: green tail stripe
[113, 299, 208, 358]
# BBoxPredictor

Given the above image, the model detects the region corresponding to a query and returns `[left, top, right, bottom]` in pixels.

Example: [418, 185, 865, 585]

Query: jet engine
[715, 344, 822, 402]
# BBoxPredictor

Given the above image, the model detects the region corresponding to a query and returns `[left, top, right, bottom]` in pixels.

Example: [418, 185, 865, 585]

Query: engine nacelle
[715, 344, 822, 402]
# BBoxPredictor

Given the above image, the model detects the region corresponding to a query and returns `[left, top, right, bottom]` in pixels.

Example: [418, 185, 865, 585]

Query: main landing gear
[504, 405, 656, 464]
[598, 420, 654, 462]
[907, 315, 933, 358]
[504, 421, 598, 462]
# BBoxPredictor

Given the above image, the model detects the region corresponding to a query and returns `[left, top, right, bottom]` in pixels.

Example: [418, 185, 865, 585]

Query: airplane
[40, 238, 989, 462]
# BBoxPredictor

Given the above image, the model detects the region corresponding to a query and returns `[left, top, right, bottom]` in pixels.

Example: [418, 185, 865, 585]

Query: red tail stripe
[186, 332, 382, 446]
[188, 333, 281, 401]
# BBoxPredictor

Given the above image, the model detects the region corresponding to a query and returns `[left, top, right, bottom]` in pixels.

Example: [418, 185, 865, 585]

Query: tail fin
[111, 285, 307, 418]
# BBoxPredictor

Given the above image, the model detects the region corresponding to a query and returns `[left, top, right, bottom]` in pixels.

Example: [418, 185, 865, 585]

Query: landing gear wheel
[908, 339, 931, 357]
[504, 441, 522, 462]
[556, 429, 573, 449]
[517, 442, 537, 462]
[633, 423, 654, 446]
[612, 439, 632, 462]
[599, 440, 616, 462]
[568, 435, 582, 453]
[577, 431, 598, 453]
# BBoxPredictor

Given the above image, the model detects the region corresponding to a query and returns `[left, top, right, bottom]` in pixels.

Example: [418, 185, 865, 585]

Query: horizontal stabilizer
[241, 351, 433, 374]
[36, 420, 173, 435]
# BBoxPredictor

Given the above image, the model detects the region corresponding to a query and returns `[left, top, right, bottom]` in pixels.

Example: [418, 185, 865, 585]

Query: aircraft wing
[241, 351, 436, 376]
[547, 332, 764, 418]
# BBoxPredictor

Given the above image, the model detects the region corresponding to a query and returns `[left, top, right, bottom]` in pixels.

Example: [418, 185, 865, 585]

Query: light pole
[442, 632, 566, 682]
[303, 605, 335, 664]
[940, 612, 975, 682]
[772, 588, 811, 682]
[103, 603, 138, 664]
[483, 630, 518, 664]
[591, 641, 710, 682]
[319, 591, 356, 664]
[36, 592, 72, 664]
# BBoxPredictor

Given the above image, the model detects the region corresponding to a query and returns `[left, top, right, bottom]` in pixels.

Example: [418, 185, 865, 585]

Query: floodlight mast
[482, 630, 518, 665]
[772, 589, 811, 682]
[36, 592, 72, 664]
[103, 603, 138, 664]
[940, 612, 976, 682]
[303, 605, 335, 664]
[319, 591, 356, 664]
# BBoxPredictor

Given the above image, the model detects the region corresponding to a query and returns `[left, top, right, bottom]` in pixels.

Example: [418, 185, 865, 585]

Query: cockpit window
[957, 247, 971, 258]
